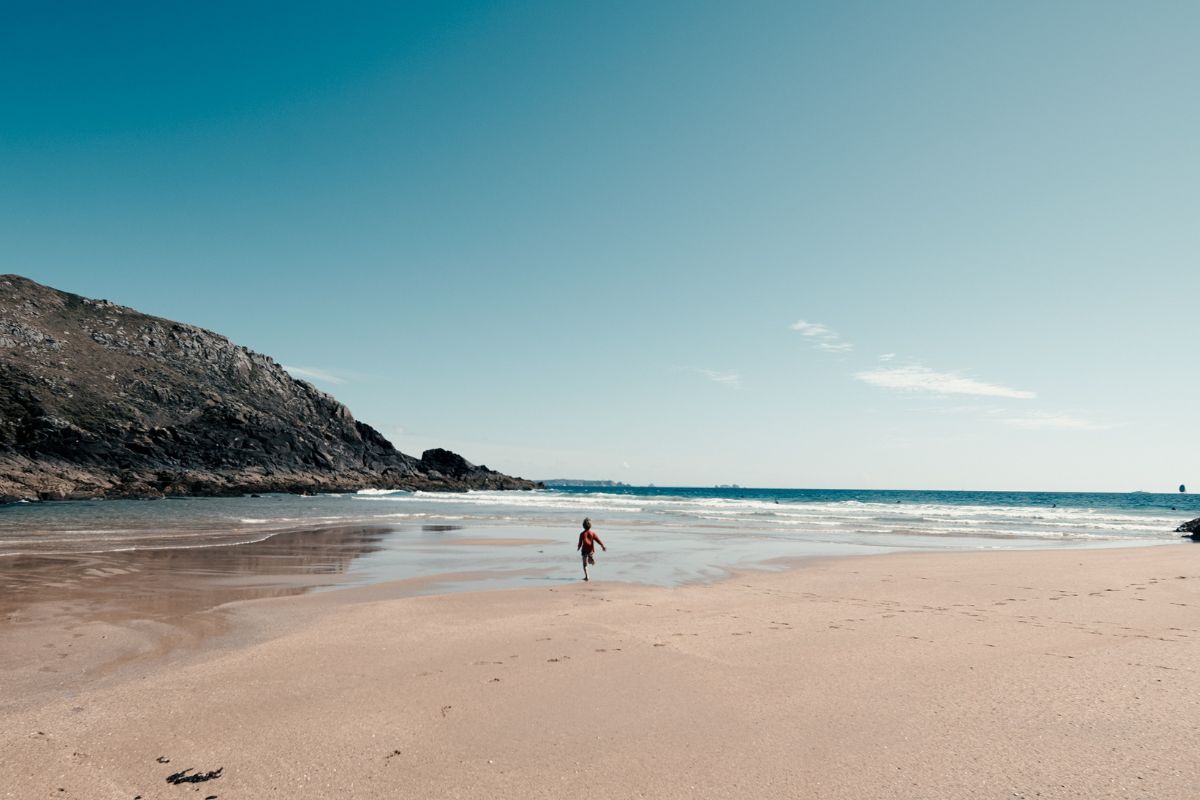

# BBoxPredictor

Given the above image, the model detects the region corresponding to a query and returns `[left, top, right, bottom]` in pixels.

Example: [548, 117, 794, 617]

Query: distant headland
[0, 275, 539, 502]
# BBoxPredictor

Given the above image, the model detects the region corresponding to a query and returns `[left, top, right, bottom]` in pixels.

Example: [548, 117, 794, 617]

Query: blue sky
[4, 1, 1197, 490]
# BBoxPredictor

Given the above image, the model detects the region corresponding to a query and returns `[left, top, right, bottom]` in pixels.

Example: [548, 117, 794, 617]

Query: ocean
[2, 486, 1194, 558]
[0, 486, 1196, 610]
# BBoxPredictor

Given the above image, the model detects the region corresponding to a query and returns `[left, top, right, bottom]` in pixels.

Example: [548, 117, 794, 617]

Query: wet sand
[3, 542, 1199, 799]
[0, 524, 565, 711]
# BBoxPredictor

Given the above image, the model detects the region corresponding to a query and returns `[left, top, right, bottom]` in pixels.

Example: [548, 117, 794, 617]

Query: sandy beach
[6, 2, 1197, 797]
[3, 542, 1198, 799]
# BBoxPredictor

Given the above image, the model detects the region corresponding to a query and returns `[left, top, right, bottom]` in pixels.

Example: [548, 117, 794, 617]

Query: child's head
[582, 517, 592, 530]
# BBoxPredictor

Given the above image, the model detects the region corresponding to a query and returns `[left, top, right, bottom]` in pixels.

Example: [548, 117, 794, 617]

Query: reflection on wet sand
[1, 521, 567, 695]
[0, 525, 394, 625]
[0, 525, 420, 712]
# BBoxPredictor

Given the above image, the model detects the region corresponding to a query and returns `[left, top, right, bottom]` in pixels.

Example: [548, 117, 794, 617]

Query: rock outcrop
[0, 275, 539, 501]
[1176, 518, 1200, 538]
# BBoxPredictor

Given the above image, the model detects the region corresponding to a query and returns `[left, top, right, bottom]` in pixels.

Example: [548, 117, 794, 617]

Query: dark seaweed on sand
[165, 767, 223, 784]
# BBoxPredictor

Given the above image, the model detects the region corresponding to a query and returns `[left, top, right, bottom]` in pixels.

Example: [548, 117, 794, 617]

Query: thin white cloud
[696, 368, 742, 388]
[855, 365, 1036, 399]
[283, 365, 347, 385]
[790, 319, 853, 354]
[1001, 413, 1112, 431]
[938, 405, 1115, 431]
[878, 353, 896, 361]
[790, 320, 831, 337]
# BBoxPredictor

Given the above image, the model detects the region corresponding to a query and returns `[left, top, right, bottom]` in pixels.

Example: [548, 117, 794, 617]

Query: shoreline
[1, 519, 1186, 708]
[4, 542, 1200, 798]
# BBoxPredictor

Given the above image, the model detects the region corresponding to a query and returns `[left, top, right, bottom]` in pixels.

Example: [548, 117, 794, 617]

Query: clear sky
[4, 1, 1197, 490]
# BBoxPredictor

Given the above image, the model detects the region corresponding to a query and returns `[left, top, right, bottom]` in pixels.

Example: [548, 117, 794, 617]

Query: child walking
[576, 517, 606, 581]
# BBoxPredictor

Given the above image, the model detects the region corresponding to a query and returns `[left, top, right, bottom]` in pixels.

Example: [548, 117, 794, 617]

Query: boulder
[1176, 517, 1200, 538]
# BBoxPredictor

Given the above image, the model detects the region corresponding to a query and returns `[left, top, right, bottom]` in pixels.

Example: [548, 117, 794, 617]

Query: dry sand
[3, 544, 1199, 799]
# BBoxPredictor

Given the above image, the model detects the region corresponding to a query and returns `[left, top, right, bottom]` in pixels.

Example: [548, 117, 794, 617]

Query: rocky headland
[0, 275, 539, 501]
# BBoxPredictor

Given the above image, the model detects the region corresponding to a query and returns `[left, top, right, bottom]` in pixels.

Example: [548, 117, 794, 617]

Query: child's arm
[594, 534, 606, 551]
[577, 532, 584, 551]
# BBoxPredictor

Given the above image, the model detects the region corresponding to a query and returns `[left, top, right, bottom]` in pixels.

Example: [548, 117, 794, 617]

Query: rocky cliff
[0, 275, 538, 501]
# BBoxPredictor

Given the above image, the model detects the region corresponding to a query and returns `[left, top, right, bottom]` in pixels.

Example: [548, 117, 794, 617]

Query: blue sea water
[1, 486, 1196, 602]
[1, 485, 1195, 558]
